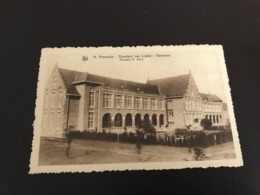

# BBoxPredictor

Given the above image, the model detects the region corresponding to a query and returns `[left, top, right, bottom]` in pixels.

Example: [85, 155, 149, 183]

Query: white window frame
[103, 93, 113, 108]
[89, 91, 95, 108]
[125, 95, 133, 109]
[143, 97, 150, 109]
[134, 96, 142, 109]
[168, 109, 174, 117]
[158, 99, 164, 110]
[88, 112, 94, 129]
[114, 94, 123, 108]
[151, 98, 157, 110]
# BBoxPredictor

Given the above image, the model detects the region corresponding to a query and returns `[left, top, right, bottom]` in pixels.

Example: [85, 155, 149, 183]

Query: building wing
[58, 67, 161, 95]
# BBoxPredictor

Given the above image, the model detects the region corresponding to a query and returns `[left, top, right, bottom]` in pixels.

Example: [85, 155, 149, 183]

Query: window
[125, 95, 133, 109]
[103, 93, 113, 108]
[56, 112, 61, 130]
[44, 91, 49, 110]
[158, 99, 164, 110]
[134, 97, 142, 109]
[167, 109, 173, 117]
[89, 92, 95, 108]
[51, 92, 56, 109]
[114, 94, 123, 108]
[151, 98, 157, 110]
[143, 97, 150, 109]
[88, 112, 94, 129]
[43, 113, 47, 130]
[58, 90, 63, 109]
[50, 112, 54, 130]
[185, 100, 188, 111]
[191, 100, 195, 111]
[114, 113, 122, 127]
[167, 99, 172, 103]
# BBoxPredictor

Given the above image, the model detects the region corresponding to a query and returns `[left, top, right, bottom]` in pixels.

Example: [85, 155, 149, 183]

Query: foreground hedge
[66, 130, 233, 148]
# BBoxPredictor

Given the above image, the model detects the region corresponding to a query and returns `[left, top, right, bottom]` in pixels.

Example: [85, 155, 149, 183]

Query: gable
[45, 66, 67, 92]
[184, 74, 201, 99]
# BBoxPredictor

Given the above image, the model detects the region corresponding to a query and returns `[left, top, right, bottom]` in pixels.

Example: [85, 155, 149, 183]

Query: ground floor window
[152, 114, 157, 125]
[125, 113, 132, 126]
[56, 112, 61, 130]
[102, 113, 112, 128]
[159, 114, 164, 126]
[143, 114, 150, 124]
[135, 114, 142, 128]
[114, 113, 122, 127]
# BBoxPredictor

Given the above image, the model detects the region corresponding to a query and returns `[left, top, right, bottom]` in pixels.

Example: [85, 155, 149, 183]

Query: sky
[41, 46, 229, 101]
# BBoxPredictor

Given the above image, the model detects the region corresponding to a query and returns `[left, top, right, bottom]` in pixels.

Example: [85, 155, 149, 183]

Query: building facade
[41, 66, 229, 138]
[41, 66, 166, 138]
[148, 73, 228, 129]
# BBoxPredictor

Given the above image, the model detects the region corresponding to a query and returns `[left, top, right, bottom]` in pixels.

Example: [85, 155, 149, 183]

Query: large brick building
[41, 65, 228, 138]
[41, 65, 166, 137]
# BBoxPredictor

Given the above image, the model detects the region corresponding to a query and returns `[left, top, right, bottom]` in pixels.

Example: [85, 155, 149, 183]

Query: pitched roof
[200, 93, 222, 102]
[59, 68, 83, 96]
[58, 67, 161, 95]
[148, 74, 190, 97]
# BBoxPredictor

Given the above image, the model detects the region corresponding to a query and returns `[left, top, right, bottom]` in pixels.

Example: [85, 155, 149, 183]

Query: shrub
[200, 118, 212, 130]
[66, 129, 233, 148]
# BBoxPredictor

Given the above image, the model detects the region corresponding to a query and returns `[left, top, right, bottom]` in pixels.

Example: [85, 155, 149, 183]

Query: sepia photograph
[30, 45, 243, 173]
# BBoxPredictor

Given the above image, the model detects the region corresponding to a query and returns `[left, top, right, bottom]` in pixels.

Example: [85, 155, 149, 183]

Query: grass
[38, 137, 236, 165]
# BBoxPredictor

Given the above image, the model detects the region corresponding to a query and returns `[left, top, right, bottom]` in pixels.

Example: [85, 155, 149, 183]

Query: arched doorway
[135, 114, 142, 128]
[114, 113, 122, 127]
[102, 113, 112, 128]
[152, 114, 157, 125]
[159, 114, 164, 127]
[143, 114, 150, 124]
[125, 113, 132, 127]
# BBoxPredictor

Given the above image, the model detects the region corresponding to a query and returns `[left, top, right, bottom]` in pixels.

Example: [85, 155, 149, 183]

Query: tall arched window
[102, 113, 112, 128]
[143, 114, 150, 124]
[135, 114, 142, 128]
[114, 113, 122, 127]
[125, 113, 132, 127]
[152, 114, 157, 125]
[159, 114, 164, 126]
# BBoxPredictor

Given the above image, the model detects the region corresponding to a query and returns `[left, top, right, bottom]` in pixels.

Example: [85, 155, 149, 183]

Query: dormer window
[104, 85, 110, 89]
[104, 82, 110, 89]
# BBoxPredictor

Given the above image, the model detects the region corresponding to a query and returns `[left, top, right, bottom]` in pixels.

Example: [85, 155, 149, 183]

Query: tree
[200, 118, 212, 130]
[142, 121, 156, 134]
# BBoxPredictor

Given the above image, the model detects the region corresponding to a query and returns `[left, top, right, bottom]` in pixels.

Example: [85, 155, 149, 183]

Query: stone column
[132, 117, 135, 127]
[111, 116, 115, 129]
[157, 116, 160, 127]
[122, 116, 125, 128]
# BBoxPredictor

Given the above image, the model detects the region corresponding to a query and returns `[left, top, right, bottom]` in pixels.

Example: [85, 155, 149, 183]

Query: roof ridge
[149, 74, 190, 81]
[86, 72, 159, 86]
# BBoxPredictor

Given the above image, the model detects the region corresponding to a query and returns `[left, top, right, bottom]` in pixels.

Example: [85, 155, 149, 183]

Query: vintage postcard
[29, 45, 243, 173]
